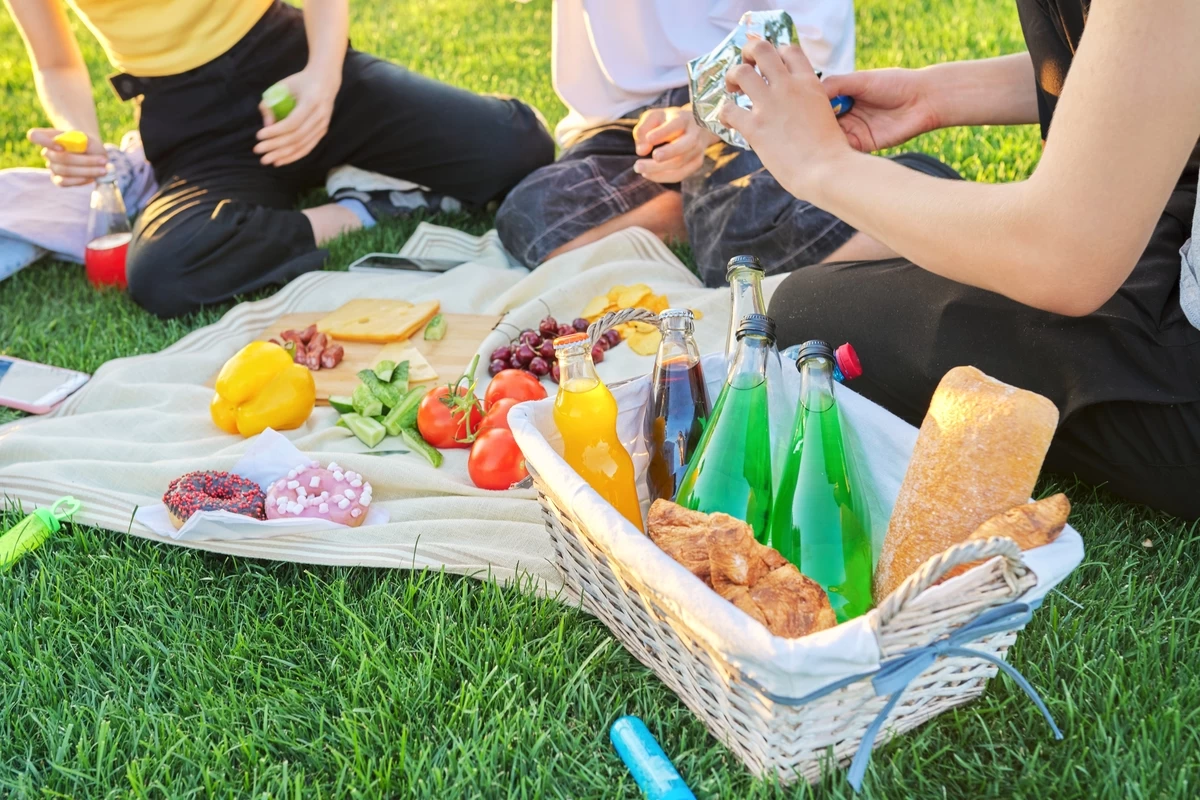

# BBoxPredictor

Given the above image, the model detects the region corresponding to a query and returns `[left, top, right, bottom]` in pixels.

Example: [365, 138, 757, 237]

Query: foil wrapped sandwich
[688, 9, 852, 149]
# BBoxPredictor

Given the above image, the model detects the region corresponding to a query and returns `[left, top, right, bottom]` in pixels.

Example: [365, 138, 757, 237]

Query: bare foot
[545, 190, 686, 261]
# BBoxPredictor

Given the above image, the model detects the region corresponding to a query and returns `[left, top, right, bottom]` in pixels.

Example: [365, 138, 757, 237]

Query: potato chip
[692, 309, 704, 320]
[641, 294, 669, 314]
[617, 287, 653, 308]
[627, 329, 662, 355]
[606, 285, 629, 302]
[582, 295, 612, 319]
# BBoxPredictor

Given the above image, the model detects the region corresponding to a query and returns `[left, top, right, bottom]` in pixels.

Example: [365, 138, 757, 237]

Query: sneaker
[331, 187, 464, 219]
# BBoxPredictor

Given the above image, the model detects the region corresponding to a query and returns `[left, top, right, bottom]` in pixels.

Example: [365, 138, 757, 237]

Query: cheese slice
[316, 299, 441, 343]
[375, 342, 438, 382]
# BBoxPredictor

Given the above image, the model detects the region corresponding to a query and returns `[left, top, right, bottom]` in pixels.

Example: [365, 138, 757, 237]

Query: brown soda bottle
[645, 309, 712, 502]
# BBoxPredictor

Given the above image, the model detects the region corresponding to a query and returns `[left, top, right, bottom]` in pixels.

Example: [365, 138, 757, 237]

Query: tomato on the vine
[484, 369, 546, 408]
[478, 396, 520, 436]
[468, 428, 528, 490]
[417, 385, 484, 448]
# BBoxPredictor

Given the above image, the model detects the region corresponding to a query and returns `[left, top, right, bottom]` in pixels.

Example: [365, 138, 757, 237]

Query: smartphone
[347, 253, 465, 274]
[0, 356, 90, 414]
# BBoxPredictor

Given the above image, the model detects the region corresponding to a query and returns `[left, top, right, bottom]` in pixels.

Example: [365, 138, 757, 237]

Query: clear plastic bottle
[676, 313, 776, 541]
[767, 340, 872, 622]
[84, 167, 132, 288]
[553, 332, 644, 531]
[645, 309, 711, 502]
[781, 341, 863, 383]
[724, 255, 766, 362]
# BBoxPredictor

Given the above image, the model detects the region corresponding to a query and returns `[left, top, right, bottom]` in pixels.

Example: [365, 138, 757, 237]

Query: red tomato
[417, 385, 484, 448]
[484, 369, 546, 408]
[468, 428, 529, 490]
[478, 397, 520, 435]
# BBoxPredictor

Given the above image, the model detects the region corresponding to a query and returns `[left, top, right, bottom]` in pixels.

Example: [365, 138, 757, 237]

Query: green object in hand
[262, 82, 296, 122]
[0, 496, 80, 570]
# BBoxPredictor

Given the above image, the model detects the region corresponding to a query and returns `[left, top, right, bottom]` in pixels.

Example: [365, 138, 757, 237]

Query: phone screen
[0, 358, 86, 404]
[350, 255, 463, 273]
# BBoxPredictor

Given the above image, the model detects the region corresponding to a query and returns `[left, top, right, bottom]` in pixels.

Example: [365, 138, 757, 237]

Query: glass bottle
[724, 255, 766, 362]
[676, 313, 776, 541]
[84, 167, 133, 289]
[766, 340, 872, 622]
[645, 309, 711, 503]
[552, 332, 645, 531]
[781, 341, 863, 383]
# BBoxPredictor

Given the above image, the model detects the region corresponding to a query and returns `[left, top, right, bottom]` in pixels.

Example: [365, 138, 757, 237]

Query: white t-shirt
[552, 0, 856, 145]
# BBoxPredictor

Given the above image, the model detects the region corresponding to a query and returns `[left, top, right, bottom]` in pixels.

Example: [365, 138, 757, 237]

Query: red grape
[514, 343, 536, 367]
[557, 324, 576, 337]
[490, 345, 512, 363]
[538, 317, 559, 338]
[488, 358, 508, 376]
[591, 345, 605, 364]
[538, 340, 556, 360]
[551, 362, 561, 383]
[528, 357, 550, 376]
[572, 318, 589, 332]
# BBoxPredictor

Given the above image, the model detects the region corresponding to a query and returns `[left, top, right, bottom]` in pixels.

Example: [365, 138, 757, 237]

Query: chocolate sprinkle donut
[163, 470, 266, 522]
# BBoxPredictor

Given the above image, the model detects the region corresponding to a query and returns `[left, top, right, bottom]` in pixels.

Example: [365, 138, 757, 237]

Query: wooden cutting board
[258, 312, 501, 403]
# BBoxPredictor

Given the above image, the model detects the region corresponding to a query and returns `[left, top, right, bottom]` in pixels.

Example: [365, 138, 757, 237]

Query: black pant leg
[126, 169, 321, 318]
[314, 50, 554, 207]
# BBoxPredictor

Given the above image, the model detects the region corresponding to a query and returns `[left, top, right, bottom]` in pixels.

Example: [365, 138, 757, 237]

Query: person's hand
[632, 105, 719, 183]
[255, 67, 341, 167]
[27, 128, 108, 187]
[822, 68, 940, 152]
[718, 40, 855, 197]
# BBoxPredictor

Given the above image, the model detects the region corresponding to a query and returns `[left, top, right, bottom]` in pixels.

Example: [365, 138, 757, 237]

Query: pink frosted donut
[265, 460, 373, 527]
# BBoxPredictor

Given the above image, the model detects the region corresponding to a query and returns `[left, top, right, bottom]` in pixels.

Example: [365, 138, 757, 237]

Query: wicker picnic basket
[516, 310, 1057, 787]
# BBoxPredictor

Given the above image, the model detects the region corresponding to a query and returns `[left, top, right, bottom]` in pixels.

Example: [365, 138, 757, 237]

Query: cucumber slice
[344, 413, 387, 448]
[374, 360, 396, 382]
[382, 387, 425, 436]
[358, 369, 402, 410]
[390, 360, 410, 394]
[423, 314, 447, 341]
[328, 395, 355, 414]
[352, 384, 383, 418]
[401, 427, 443, 467]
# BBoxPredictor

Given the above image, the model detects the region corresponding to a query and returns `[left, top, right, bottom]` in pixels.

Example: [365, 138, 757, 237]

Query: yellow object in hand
[53, 130, 90, 153]
[210, 341, 316, 437]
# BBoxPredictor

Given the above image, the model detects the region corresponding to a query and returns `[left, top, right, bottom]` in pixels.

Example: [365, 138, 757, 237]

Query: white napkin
[134, 429, 389, 541]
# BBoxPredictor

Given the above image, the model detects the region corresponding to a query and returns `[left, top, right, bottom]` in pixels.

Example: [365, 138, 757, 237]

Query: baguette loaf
[938, 493, 1071, 584]
[874, 366, 1059, 601]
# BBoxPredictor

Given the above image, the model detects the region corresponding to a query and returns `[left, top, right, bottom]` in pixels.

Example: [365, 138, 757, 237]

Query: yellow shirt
[66, 0, 275, 77]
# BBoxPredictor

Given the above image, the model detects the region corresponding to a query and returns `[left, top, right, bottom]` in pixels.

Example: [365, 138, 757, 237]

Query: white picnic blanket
[0, 225, 710, 592]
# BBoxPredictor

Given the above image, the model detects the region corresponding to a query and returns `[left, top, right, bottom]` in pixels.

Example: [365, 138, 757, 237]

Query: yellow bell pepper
[210, 341, 316, 437]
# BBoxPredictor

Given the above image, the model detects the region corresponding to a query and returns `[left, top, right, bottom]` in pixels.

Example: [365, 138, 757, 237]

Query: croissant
[937, 493, 1071, 584]
[648, 500, 837, 638]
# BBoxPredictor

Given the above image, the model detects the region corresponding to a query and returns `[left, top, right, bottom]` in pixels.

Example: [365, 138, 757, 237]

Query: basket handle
[875, 535, 1026, 628]
[586, 308, 661, 349]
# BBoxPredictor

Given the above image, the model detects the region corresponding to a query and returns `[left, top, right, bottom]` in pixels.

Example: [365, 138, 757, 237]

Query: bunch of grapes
[488, 315, 623, 383]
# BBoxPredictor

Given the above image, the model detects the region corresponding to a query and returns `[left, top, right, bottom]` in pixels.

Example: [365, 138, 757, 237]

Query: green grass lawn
[2, 1, 1198, 797]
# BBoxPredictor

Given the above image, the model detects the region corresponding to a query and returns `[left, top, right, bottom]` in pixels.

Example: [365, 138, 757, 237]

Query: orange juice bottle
[552, 332, 645, 531]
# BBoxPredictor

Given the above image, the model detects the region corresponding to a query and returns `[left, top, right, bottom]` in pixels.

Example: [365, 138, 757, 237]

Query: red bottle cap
[835, 343, 862, 380]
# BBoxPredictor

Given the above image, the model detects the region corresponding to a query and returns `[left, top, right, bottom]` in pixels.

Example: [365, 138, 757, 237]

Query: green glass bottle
[767, 340, 872, 622]
[675, 313, 775, 541]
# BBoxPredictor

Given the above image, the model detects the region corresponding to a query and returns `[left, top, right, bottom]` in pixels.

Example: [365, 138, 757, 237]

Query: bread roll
[874, 366, 1059, 601]
[648, 499, 837, 638]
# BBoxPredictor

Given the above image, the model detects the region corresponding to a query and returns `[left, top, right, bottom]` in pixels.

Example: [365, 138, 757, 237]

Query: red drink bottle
[84, 168, 132, 289]
[645, 309, 711, 502]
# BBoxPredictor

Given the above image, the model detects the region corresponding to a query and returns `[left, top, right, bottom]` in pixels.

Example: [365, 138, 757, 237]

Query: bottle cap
[95, 163, 117, 185]
[552, 332, 589, 349]
[726, 255, 763, 279]
[658, 308, 694, 320]
[795, 339, 834, 366]
[735, 313, 776, 343]
[834, 342, 862, 380]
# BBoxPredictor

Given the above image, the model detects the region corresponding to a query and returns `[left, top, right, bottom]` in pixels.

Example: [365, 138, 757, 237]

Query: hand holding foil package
[688, 10, 849, 150]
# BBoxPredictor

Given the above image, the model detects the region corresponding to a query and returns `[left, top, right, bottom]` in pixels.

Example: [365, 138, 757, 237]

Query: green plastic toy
[0, 496, 80, 570]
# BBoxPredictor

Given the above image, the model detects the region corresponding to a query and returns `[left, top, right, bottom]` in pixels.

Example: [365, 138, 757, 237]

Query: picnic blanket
[0, 224, 725, 592]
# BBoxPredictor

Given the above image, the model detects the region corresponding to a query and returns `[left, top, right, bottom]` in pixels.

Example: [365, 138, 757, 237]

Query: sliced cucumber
[358, 368, 402, 410]
[390, 360, 410, 394]
[423, 314, 447, 341]
[352, 384, 383, 418]
[328, 395, 355, 414]
[374, 360, 397, 382]
[343, 413, 387, 448]
[401, 427, 443, 467]
[382, 386, 425, 436]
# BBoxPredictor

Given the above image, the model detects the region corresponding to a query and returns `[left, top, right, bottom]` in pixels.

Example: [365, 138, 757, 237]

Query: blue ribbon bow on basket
[743, 536, 1064, 793]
